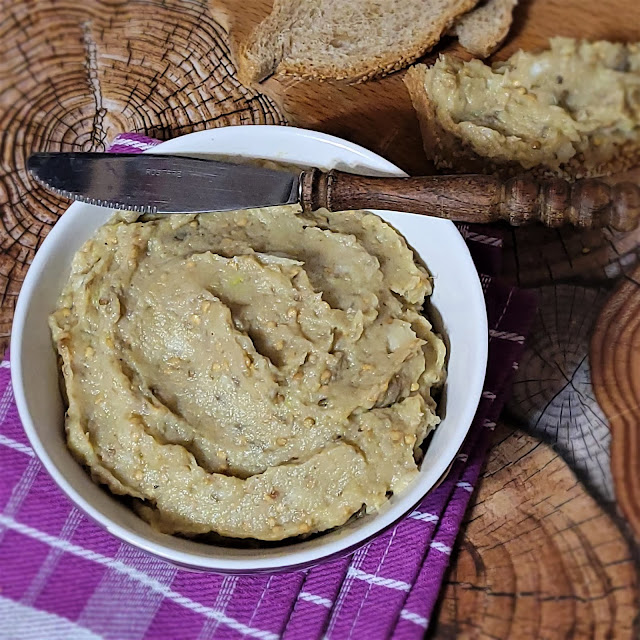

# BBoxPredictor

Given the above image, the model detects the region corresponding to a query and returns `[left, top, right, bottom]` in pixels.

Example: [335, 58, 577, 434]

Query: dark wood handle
[299, 169, 640, 231]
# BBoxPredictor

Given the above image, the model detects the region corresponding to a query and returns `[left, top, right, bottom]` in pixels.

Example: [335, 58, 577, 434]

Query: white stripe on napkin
[0, 596, 101, 640]
[399, 609, 429, 628]
[0, 433, 34, 457]
[346, 568, 411, 592]
[109, 137, 156, 151]
[298, 592, 333, 609]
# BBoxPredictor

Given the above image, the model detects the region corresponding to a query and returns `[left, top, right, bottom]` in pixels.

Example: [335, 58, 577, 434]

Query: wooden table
[1, 0, 639, 636]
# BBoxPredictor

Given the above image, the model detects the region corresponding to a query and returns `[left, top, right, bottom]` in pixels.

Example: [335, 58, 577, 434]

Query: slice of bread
[405, 38, 640, 179]
[451, 0, 517, 58]
[237, 0, 480, 84]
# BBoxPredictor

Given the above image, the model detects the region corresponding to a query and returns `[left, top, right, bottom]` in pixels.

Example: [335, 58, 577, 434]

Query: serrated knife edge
[31, 172, 158, 214]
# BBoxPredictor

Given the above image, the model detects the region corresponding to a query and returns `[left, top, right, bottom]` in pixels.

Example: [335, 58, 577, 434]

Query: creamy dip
[424, 37, 640, 173]
[50, 206, 445, 540]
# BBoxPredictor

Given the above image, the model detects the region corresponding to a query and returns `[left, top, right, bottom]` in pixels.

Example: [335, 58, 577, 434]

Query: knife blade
[27, 152, 300, 214]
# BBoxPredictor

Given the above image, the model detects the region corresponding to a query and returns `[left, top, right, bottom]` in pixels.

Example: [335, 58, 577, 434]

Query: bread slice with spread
[405, 38, 640, 179]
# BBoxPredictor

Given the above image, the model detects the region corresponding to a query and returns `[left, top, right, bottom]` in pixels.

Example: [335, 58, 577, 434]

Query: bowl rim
[11, 125, 488, 571]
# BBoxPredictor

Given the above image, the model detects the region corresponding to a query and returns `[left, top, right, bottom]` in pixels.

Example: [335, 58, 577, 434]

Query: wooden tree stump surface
[591, 267, 640, 543]
[2, 0, 639, 637]
[507, 285, 615, 503]
[431, 425, 638, 640]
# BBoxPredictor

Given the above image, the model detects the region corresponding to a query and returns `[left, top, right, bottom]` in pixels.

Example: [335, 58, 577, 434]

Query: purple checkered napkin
[0, 132, 535, 639]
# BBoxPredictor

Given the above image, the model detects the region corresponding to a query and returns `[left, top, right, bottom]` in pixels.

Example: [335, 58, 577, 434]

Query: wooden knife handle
[299, 169, 640, 231]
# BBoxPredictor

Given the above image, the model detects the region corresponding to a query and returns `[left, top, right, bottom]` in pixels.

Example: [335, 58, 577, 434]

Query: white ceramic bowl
[11, 126, 487, 572]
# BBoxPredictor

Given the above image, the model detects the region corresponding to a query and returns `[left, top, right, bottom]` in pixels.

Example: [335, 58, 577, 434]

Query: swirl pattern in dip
[50, 206, 445, 540]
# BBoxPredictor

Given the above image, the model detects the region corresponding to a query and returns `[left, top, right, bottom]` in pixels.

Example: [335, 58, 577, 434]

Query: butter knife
[28, 152, 640, 230]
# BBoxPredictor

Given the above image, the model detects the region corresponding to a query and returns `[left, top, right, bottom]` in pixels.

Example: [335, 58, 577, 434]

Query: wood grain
[508, 285, 614, 503]
[591, 267, 640, 539]
[300, 170, 640, 230]
[431, 425, 639, 639]
[0, 0, 284, 347]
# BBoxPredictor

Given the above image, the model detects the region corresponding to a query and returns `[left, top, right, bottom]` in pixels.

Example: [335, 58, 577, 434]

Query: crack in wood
[446, 582, 625, 603]
[81, 21, 107, 151]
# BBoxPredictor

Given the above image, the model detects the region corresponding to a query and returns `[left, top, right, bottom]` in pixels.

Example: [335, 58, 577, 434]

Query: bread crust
[237, 0, 480, 85]
[452, 0, 518, 58]
[404, 65, 495, 173]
